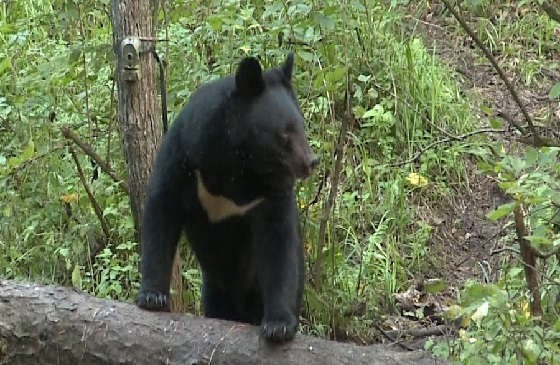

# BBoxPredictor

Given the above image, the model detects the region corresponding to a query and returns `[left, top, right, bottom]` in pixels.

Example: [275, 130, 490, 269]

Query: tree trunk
[110, 0, 183, 312]
[110, 0, 160, 229]
[0, 280, 445, 365]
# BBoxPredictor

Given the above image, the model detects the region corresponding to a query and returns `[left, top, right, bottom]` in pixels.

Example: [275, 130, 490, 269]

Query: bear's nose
[297, 152, 318, 178]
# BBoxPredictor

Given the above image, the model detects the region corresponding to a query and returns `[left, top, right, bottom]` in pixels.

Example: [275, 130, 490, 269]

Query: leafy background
[1, 1, 559, 363]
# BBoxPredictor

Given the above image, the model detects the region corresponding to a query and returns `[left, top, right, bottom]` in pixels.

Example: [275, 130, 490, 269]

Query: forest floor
[386, 2, 560, 349]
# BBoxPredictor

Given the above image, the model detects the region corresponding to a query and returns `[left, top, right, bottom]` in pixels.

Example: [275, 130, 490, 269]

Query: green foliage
[428, 143, 560, 362]
[0, 0, 133, 288]
[1, 0, 476, 344]
[550, 83, 560, 100]
[484, 146, 560, 255]
[452, 1, 559, 87]
[428, 278, 560, 364]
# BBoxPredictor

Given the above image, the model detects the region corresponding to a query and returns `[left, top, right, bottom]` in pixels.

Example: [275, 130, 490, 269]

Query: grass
[1, 0, 481, 344]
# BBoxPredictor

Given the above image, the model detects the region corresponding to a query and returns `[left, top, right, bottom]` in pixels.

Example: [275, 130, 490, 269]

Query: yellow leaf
[60, 193, 79, 203]
[406, 172, 428, 187]
[521, 301, 530, 319]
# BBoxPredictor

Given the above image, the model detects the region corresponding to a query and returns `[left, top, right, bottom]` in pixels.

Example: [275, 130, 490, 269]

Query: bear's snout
[294, 150, 318, 179]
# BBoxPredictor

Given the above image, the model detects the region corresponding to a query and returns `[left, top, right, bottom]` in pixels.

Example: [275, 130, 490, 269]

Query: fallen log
[0, 280, 445, 365]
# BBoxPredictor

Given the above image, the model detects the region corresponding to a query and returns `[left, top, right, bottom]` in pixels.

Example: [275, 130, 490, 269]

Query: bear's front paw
[261, 317, 297, 342]
[136, 290, 170, 311]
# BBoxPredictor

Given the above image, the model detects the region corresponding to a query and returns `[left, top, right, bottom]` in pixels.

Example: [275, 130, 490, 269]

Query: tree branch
[61, 126, 129, 194]
[0, 280, 444, 365]
[440, 0, 545, 147]
[69, 146, 111, 240]
[390, 128, 508, 167]
[513, 204, 542, 317]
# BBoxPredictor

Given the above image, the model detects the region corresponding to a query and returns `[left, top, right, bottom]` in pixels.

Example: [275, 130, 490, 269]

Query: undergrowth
[1, 0, 498, 346]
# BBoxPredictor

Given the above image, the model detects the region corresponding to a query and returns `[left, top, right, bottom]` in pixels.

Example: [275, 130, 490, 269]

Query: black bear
[136, 54, 318, 342]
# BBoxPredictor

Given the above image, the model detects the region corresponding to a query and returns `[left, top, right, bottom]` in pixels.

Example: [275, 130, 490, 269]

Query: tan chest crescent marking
[195, 170, 264, 223]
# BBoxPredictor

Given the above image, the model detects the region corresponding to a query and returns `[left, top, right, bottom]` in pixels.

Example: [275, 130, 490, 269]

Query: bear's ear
[282, 53, 294, 81]
[235, 57, 265, 97]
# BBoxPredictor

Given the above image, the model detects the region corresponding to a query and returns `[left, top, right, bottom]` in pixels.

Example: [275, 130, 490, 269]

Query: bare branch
[390, 128, 508, 167]
[513, 205, 542, 316]
[440, 0, 545, 147]
[61, 126, 129, 194]
[69, 146, 111, 240]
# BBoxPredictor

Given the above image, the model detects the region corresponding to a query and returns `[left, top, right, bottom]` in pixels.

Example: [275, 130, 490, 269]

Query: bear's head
[230, 54, 318, 193]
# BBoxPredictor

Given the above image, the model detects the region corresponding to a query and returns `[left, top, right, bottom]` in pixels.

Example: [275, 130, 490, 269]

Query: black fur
[136, 54, 317, 342]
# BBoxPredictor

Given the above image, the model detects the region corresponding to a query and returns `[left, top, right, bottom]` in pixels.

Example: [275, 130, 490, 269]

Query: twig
[4, 146, 64, 176]
[490, 247, 520, 256]
[69, 146, 111, 240]
[305, 170, 328, 211]
[138, 36, 169, 42]
[384, 325, 452, 339]
[496, 113, 560, 146]
[496, 111, 525, 134]
[374, 324, 415, 352]
[61, 126, 129, 194]
[530, 243, 560, 260]
[404, 15, 446, 30]
[208, 325, 239, 364]
[440, 0, 544, 147]
[390, 128, 508, 167]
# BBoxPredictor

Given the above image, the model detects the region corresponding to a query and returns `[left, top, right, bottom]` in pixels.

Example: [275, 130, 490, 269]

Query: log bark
[0, 280, 445, 365]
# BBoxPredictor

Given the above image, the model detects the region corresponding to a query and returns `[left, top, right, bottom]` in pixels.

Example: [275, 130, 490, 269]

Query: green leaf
[521, 339, 539, 365]
[357, 74, 371, 82]
[313, 69, 326, 89]
[298, 51, 314, 63]
[549, 82, 560, 100]
[22, 140, 34, 160]
[487, 202, 516, 221]
[471, 301, 488, 323]
[461, 282, 507, 307]
[480, 105, 494, 115]
[524, 147, 538, 167]
[313, 13, 335, 32]
[0, 23, 16, 34]
[326, 66, 347, 84]
[526, 234, 552, 247]
[362, 108, 379, 119]
[207, 15, 224, 31]
[554, 317, 560, 332]
[489, 117, 503, 129]
[424, 279, 448, 294]
[0, 58, 11, 76]
[72, 265, 82, 289]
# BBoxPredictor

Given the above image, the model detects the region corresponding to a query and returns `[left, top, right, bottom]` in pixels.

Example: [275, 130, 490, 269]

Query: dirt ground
[383, 1, 560, 349]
